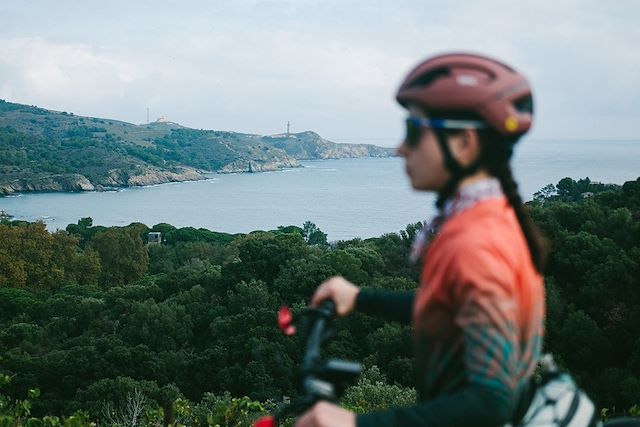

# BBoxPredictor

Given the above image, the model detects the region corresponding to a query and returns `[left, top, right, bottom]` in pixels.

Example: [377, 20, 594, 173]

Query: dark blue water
[1, 140, 638, 241]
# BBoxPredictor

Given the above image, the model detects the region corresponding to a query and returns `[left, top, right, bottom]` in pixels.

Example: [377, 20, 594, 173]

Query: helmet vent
[514, 94, 533, 114]
[409, 67, 449, 89]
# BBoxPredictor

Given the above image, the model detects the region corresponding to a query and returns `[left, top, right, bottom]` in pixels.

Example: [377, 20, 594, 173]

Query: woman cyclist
[295, 52, 547, 427]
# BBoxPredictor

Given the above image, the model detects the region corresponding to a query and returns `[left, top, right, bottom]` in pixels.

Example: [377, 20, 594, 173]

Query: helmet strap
[433, 128, 462, 175]
[433, 128, 482, 209]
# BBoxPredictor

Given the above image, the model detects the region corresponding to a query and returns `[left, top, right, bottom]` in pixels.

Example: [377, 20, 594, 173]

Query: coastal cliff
[100, 167, 204, 188]
[0, 167, 205, 196]
[263, 131, 393, 159]
[0, 174, 95, 195]
[218, 158, 301, 174]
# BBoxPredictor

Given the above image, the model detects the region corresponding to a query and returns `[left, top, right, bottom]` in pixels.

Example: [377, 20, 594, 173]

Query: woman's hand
[294, 401, 355, 427]
[310, 276, 360, 317]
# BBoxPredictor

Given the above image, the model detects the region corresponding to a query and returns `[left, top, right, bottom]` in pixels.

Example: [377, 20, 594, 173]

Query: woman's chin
[410, 180, 437, 192]
[410, 180, 425, 191]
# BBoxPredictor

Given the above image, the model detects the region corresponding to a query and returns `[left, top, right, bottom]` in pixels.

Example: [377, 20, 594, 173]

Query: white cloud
[0, 1, 638, 141]
[0, 37, 144, 113]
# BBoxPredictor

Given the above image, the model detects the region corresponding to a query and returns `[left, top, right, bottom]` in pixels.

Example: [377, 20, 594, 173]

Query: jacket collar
[410, 178, 504, 263]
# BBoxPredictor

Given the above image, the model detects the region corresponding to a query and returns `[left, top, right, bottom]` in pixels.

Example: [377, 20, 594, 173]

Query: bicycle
[253, 301, 640, 427]
[254, 300, 361, 427]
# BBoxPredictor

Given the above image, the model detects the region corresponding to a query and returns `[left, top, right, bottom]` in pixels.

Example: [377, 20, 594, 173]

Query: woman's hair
[480, 130, 549, 273]
[434, 115, 548, 273]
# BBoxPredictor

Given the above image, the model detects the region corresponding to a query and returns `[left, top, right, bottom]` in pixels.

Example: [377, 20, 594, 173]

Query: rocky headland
[0, 100, 393, 196]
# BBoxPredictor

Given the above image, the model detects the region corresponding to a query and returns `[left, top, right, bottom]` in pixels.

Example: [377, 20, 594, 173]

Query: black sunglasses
[404, 117, 488, 148]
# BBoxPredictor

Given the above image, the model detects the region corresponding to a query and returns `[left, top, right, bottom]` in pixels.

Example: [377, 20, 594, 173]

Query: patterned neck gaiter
[410, 177, 504, 263]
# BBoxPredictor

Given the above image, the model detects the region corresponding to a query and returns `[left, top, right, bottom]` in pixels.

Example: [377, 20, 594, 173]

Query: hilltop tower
[287, 121, 290, 137]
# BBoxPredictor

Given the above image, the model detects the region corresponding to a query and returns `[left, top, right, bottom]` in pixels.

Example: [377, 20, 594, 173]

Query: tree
[320, 250, 365, 284]
[100, 388, 150, 427]
[556, 177, 579, 201]
[174, 241, 236, 267]
[72, 377, 161, 419]
[89, 227, 149, 287]
[66, 217, 93, 237]
[273, 256, 337, 302]
[147, 244, 177, 274]
[533, 183, 557, 203]
[342, 246, 385, 281]
[302, 221, 328, 246]
[276, 225, 304, 236]
[120, 301, 193, 351]
[341, 366, 416, 413]
[66, 217, 101, 248]
[226, 232, 308, 285]
[0, 222, 94, 289]
[150, 222, 176, 237]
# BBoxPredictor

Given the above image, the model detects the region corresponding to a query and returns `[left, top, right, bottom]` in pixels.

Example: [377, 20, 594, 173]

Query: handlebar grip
[319, 299, 336, 316]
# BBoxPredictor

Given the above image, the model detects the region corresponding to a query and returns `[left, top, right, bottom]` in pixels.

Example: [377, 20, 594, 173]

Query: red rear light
[254, 416, 276, 427]
[277, 306, 296, 336]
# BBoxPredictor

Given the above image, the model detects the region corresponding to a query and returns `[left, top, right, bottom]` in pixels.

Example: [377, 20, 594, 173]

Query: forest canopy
[0, 176, 639, 425]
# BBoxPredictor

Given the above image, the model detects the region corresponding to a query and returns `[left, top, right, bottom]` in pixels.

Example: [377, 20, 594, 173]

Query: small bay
[1, 139, 638, 241]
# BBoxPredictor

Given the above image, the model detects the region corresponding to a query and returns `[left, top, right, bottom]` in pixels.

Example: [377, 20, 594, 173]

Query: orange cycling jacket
[357, 196, 544, 427]
[414, 196, 544, 406]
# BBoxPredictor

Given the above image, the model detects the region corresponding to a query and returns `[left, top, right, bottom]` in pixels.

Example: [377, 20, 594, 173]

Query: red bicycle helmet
[396, 53, 533, 137]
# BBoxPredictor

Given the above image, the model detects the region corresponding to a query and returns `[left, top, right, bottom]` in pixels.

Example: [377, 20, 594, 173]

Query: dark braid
[483, 138, 548, 273]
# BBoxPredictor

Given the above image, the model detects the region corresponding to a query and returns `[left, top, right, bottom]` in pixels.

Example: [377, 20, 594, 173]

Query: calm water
[1, 140, 638, 241]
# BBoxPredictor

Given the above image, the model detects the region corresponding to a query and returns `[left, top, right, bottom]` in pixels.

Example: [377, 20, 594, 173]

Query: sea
[1, 139, 638, 241]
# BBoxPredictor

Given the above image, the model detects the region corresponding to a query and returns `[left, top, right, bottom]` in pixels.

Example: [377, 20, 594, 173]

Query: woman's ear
[448, 129, 481, 167]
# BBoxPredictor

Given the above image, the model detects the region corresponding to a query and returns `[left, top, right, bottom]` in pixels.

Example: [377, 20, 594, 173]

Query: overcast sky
[1, 1, 638, 146]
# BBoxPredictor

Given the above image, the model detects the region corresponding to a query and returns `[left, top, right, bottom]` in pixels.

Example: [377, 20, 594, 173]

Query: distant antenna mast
[146, 107, 150, 124]
[287, 121, 290, 136]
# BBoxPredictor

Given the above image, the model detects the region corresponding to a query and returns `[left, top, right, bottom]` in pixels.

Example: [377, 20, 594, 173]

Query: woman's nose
[396, 142, 407, 157]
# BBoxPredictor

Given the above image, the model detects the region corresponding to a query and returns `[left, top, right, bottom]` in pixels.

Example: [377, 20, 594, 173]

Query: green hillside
[0, 100, 393, 195]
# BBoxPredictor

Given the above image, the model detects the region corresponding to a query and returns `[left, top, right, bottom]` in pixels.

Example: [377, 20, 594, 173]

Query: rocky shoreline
[0, 167, 206, 196]
[0, 174, 96, 196]
[0, 155, 393, 197]
[217, 158, 301, 174]
[0, 161, 310, 196]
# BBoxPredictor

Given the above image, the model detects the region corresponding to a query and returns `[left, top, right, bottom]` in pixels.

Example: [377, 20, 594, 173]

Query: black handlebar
[301, 300, 335, 375]
[266, 299, 361, 426]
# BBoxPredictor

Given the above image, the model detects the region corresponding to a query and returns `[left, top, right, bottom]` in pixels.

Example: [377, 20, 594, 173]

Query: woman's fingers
[294, 401, 356, 427]
[310, 276, 360, 316]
